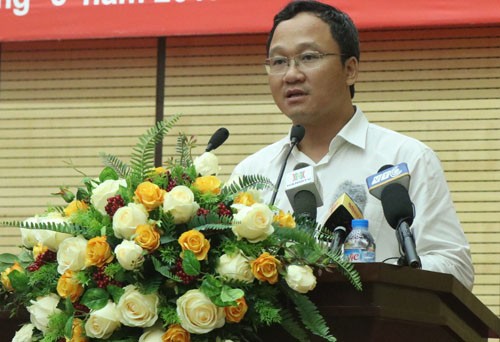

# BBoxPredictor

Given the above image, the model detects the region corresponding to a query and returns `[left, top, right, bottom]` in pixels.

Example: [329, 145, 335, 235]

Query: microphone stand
[396, 221, 421, 268]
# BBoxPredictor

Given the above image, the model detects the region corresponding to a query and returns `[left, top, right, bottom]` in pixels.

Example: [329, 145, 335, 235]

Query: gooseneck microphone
[205, 127, 230, 152]
[269, 124, 305, 206]
[380, 183, 421, 268]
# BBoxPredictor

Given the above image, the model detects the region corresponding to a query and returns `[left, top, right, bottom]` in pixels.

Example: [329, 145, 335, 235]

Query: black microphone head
[380, 183, 414, 229]
[293, 189, 317, 221]
[290, 125, 305, 145]
[294, 162, 310, 171]
[378, 164, 394, 172]
[206, 127, 229, 152]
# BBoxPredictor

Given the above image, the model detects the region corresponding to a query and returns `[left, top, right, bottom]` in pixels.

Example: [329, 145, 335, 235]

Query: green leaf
[80, 288, 109, 310]
[182, 250, 200, 276]
[99, 166, 119, 181]
[8, 270, 29, 292]
[220, 285, 244, 303]
[64, 315, 74, 339]
[151, 257, 182, 282]
[200, 275, 223, 299]
[0, 253, 18, 264]
[107, 285, 125, 303]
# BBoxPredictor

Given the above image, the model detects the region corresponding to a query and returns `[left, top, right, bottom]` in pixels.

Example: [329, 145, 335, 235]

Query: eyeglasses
[265, 51, 344, 75]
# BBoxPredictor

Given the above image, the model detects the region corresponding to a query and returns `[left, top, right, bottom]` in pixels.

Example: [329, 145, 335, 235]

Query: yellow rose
[1, 262, 24, 292]
[233, 192, 256, 206]
[178, 230, 210, 261]
[162, 323, 190, 342]
[64, 200, 89, 217]
[33, 242, 49, 260]
[134, 224, 161, 253]
[273, 210, 296, 228]
[192, 176, 221, 195]
[66, 318, 88, 342]
[135, 181, 166, 211]
[153, 166, 167, 175]
[250, 252, 281, 285]
[85, 236, 114, 267]
[57, 270, 84, 303]
[224, 297, 248, 323]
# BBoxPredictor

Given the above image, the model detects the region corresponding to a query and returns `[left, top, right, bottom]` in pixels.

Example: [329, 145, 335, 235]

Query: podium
[2, 263, 499, 341]
[300, 263, 500, 341]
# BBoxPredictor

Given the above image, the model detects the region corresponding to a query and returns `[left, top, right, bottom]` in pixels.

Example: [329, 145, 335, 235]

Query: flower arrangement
[0, 115, 361, 342]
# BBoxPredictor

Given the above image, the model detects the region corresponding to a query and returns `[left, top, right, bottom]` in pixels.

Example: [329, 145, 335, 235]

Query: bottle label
[344, 249, 376, 263]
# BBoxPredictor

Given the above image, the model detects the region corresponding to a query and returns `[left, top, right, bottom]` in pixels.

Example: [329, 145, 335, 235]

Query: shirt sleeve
[410, 148, 475, 290]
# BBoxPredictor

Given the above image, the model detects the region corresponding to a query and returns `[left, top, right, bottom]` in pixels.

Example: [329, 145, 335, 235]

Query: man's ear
[344, 56, 359, 86]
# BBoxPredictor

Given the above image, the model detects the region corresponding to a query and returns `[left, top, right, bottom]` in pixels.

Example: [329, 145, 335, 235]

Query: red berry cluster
[92, 266, 122, 288]
[173, 259, 197, 285]
[217, 202, 232, 217]
[166, 179, 177, 192]
[27, 250, 57, 272]
[197, 208, 210, 217]
[105, 195, 125, 217]
[73, 302, 90, 316]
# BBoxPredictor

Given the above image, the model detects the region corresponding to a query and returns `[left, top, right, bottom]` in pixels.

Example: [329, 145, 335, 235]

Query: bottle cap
[352, 219, 368, 229]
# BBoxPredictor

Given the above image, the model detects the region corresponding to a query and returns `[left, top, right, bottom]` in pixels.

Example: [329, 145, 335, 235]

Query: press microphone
[284, 163, 323, 212]
[380, 183, 421, 268]
[269, 125, 305, 206]
[205, 127, 229, 152]
[323, 181, 367, 254]
[365, 162, 410, 199]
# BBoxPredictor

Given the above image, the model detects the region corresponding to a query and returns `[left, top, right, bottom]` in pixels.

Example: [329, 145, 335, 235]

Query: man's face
[267, 12, 355, 127]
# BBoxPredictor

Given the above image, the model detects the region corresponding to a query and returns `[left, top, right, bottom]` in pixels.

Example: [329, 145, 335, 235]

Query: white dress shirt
[232, 107, 474, 290]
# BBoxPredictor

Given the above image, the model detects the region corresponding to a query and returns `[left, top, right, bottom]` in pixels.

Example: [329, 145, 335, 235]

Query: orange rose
[178, 230, 210, 261]
[162, 324, 190, 342]
[250, 252, 281, 284]
[64, 200, 89, 217]
[134, 181, 166, 211]
[134, 224, 161, 252]
[233, 192, 256, 206]
[66, 318, 88, 342]
[192, 176, 221, 195]
[85, 236, 114, 267]
[273, 210, 296, 228]
[57, 270, 84, 303]
[0, 262, 23, 292]
[224, 297, 248, 323]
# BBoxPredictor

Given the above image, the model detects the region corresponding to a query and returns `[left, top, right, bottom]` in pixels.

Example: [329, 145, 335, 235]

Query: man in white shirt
[232, 0, 474, 290]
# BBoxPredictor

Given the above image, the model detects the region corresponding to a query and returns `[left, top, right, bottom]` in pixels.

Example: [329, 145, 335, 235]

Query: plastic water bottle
[343, 219, 376, 263]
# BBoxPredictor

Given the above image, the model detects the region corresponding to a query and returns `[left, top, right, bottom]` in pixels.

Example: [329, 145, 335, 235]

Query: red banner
[1, 0, 499, 42]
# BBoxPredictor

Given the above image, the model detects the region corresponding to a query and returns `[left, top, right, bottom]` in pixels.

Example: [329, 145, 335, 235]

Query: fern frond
[273, 226, 318, 247]
[175, 132, 196, 167]
[130, 114, 181, 181]
[1, 220, 85, 236]
[284, 287, 336, 342]
[188, 213, 233, 230]
[221, 174, 274, 196]
[324, 251, 362, 291]
[280, 307, 310, 342]
[100, 153, 131, 178]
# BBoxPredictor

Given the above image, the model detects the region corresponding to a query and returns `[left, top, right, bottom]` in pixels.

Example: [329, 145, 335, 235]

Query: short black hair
[267, 0, 360, 98]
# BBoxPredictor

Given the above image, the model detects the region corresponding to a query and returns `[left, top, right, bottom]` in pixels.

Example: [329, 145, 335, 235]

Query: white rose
[85, 301, 121, 339]
[139, 325, 165, 342]
[113, 203, 148, 239]
[284, 265, 317, 294]
[20, 217, 40, 248]
[117, 285, 159, 327]
[176, 289, 225, 334]
[57, 235, 88, 274]
[115, 240, 145, 270]
[163, 186, 199, 224]
[27, 293, 61, 333]
[216, 252, 254, 283]
[231, 203, 274, 243]
[193, 151, 220, 176]
[91, 178, 127, 215]
[24, 213, 73, 251]
[12, 323, 34, 342]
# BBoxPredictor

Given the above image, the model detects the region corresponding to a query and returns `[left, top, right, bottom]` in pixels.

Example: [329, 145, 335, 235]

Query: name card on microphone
[323, 193, 363, 230]
[366, 162, 410, 199]
[284, 165, 323, 206]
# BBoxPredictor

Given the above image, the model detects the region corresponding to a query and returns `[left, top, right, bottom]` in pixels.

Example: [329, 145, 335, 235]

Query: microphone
[205, 127, 229, 152]
[269, 125, 305, 206]
[380, 183, 421, 268]
[323, 181, 367, 254]
[284, 163, 323, 212]
[366, 162, 410, 199]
